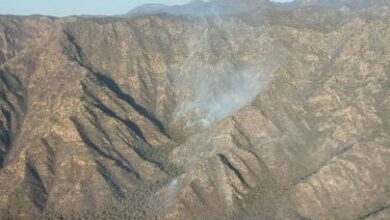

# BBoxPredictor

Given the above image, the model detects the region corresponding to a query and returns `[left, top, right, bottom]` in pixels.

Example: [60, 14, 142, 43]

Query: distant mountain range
[125, 0, 378, 17]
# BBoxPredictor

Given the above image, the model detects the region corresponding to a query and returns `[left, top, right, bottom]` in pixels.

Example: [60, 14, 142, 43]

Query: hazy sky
[0, 0, 294, 17]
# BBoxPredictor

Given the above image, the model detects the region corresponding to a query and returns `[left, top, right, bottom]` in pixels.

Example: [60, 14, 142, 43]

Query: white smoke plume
[173, 64, 267, 127]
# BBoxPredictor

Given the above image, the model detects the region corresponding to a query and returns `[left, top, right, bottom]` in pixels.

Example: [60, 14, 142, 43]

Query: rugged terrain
[0, 0, 389, 219]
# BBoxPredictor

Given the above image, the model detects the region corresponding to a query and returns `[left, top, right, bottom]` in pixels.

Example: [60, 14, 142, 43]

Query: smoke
[173, 64, 267, 127]
[167, 11, 269, 128]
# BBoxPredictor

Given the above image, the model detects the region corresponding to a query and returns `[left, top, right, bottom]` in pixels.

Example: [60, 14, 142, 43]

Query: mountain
[126, 0, 209, 17]
[293, 0, 379, 11]
[125, 0, 274, 19]
[0, 0, 389, 219]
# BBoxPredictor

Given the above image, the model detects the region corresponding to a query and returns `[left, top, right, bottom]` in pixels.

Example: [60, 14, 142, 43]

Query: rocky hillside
[0, 0, 389, 219]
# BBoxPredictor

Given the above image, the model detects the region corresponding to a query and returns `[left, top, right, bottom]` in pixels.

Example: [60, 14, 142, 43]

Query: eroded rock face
[0, 1, 389, 219]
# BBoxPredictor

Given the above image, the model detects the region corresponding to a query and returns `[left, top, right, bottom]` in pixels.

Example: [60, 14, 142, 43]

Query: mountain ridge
[0, 1, 389, 219]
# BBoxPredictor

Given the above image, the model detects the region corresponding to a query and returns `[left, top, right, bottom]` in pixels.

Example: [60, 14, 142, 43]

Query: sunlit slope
[0, 1, 389, 219]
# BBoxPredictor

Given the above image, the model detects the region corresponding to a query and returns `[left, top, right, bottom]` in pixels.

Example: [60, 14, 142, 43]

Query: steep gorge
[0, 1, 389, 219]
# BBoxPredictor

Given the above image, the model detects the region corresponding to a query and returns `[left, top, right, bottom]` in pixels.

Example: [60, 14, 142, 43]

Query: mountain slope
[0, 1, 389, 219]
